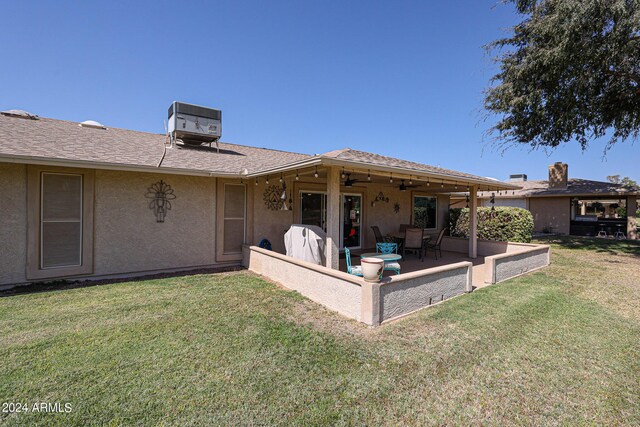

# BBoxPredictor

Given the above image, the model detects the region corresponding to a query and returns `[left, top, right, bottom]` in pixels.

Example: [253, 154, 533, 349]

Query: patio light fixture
[441, 180, 444, 188]
[295, 170, 299, 180]
[367, 170, 371, 181]
[279, 173, 283, 183]
[314, 166, 318, 178]
[255, 178, 258, 186]
[341, 167, 346, 179]
[409, 175, 413, 185]
[427, 178, 430, 186]
[466, 195, 469, 208]
[389, 173, 393, 183]
[266, 176, 269, 185]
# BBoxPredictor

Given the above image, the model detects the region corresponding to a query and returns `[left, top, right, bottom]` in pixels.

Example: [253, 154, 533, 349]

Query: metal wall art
[263, 184, 285, 210]
[393, 202, 400, 213]
[145, 180, 176, 222]
[370, 192, 389, 207]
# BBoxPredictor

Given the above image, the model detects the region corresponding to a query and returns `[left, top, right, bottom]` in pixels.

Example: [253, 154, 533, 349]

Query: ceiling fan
[387, 179, 421, 192]
[344, 173, 366, 187]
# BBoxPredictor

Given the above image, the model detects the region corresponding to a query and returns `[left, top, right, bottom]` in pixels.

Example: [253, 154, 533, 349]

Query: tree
[606, 174, 638, 187]
[485, 0, 640, 151]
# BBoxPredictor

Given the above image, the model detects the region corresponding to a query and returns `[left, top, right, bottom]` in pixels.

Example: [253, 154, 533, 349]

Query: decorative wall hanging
[263, 185, 285, 210]
[145, 180, 176, 222]
[393, 202, 400, 213]
[370, 192, 389, 207]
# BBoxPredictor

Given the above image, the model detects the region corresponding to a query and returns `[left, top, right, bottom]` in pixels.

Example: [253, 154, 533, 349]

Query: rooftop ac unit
[168, 101, 221, 150]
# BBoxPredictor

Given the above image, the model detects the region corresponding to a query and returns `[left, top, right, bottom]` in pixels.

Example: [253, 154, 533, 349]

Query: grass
[1, 237, 639, 425]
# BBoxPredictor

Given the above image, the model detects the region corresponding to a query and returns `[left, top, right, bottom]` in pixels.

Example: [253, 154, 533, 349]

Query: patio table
[360, 253, 402, 262]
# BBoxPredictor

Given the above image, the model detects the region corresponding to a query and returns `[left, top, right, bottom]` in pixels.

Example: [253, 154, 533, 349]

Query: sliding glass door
[299, 192, 362, 249]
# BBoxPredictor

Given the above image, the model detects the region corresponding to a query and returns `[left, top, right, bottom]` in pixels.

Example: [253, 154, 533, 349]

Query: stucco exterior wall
[490, 248, 549, 284]
[245, 245, 363, 321]
[0, 163, 27, 285]
[93, 170, 217, 276]
[529, 197, 570, 234]
[251, 180, 294, 254]
[379, 263, 472, 322]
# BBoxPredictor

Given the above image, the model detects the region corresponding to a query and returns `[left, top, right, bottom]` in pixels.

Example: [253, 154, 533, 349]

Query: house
[0, 106, 551, 325]
[452, 162, 639, 239]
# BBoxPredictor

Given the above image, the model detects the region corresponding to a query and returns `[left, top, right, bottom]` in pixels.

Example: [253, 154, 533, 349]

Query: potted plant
[360, 257, 384, 283]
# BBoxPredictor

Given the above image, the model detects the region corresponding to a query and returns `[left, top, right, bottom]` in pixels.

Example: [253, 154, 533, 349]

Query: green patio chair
[376, 242, 401, 275]
[344, 247, 363, 277]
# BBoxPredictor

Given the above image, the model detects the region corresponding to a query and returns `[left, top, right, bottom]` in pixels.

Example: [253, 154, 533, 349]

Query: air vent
[79, 120, 106, 129]
[1, 109, 38, 120]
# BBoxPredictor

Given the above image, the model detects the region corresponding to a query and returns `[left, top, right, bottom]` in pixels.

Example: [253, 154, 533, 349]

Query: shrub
[448, 207, 534, 243]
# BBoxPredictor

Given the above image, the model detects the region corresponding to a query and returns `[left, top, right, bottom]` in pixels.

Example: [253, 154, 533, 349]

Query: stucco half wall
[441, 236, 551, 284]
[243, 245, 472, 326]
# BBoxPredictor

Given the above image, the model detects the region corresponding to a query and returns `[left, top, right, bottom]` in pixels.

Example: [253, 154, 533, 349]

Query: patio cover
[284, 224, 326, 266]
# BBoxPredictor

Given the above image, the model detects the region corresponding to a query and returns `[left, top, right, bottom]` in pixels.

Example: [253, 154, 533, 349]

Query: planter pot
[361, 257, 384, 283]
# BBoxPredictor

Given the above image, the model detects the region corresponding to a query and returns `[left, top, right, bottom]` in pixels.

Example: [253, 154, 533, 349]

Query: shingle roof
[0, 114, 521, 187]
[320, 148, 514, 187]
[0, 115, 309, 175]
[480, 179, 639, 197]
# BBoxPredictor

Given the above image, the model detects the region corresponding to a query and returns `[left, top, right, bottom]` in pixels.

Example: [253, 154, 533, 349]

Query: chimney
[509, 174, 527, 182]
[548, 162, 568, 189]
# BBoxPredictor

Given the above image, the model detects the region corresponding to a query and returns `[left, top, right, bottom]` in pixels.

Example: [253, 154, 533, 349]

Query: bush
[448, 207, 534, 243]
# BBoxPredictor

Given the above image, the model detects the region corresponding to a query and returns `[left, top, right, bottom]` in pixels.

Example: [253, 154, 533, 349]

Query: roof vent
[509, 174, 528, 182]
[79, 120, 106, 129]
[1, 109, 38, 120]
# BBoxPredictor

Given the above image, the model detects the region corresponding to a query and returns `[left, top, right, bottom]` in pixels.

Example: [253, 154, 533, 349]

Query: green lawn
[1, 237, 639, 425]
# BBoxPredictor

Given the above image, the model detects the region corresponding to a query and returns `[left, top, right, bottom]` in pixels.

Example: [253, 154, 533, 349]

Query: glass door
[341, 194, 362, 249]
[300, 192, 327, 231]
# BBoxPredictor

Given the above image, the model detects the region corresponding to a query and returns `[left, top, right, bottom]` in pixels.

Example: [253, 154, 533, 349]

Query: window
[27, 166, 94, 280]
[413, 196, 437, 229]
[41, 173, 83, 268]
[222, 183, 246, 254]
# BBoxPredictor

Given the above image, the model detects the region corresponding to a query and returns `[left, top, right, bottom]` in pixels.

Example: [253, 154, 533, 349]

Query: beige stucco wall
[0, 163, 27, 284]
[245, 245, 363, 321]
[488, 247, 550, 284]
[93, 170, 217, 276]
[251, 180, 294, 254]
[379, 262, 472, 322]
[528, 197, 570, 234]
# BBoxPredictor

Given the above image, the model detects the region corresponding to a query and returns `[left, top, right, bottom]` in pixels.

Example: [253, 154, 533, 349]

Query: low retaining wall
[243, 246, 472, 326]
[377, 262, 472, 323]
[441, 237, 551, 284]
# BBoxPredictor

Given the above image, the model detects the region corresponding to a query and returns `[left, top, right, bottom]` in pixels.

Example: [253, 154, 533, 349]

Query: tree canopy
[606, 174, 638, 187]
[485, 0, 640, 151]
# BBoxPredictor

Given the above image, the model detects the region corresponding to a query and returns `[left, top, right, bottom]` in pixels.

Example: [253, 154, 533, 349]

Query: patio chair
[344, 247, 363, 277]
[371, 226, 384, 244]
[425, 228, 447, 260]
[403, 228, 424, 261]
[398, 224, 411, 233]
[376, 242, 401, 275]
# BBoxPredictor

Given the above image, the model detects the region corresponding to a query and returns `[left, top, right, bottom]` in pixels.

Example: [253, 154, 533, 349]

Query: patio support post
[326, 166, 340, 269]
[469, 185, 478, 258]
[628, 197, 638, 240]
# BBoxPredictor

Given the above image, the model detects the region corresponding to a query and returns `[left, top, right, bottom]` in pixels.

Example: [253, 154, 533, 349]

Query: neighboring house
[452, 162, 639, 239]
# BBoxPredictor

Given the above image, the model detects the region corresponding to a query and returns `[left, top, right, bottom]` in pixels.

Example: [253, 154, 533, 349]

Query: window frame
[27, 166, 94, 280]
[216, 179, 252, 262]
[411, 193, 438, 230]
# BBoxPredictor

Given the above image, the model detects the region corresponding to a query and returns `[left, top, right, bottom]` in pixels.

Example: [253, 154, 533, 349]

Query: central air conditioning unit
[168, 101, 222, 151]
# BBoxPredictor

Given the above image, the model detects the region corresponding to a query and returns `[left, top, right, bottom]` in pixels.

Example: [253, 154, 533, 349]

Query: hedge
[448, 207, 534, 243]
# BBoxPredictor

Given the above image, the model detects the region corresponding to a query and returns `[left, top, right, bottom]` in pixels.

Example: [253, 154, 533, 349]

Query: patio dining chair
[375, 242, 401, 275]
[403, 228, 424, 261]
[425, 228, 447, 260]
[344, 247, 363, 277]
[371, 226, 384, 244]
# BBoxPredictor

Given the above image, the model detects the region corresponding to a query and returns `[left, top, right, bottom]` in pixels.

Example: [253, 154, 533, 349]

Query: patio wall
[243, 245, 472, 326]
[441, 237, 550, 284]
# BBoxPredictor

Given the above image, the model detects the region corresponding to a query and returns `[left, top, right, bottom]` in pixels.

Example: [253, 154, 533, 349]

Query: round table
[360, 253, 402, 262]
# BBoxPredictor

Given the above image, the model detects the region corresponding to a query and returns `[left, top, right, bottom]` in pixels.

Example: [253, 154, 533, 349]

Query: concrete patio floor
[341, 249, 488, 289]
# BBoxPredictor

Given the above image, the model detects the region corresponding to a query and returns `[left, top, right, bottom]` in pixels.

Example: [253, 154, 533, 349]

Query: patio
[342, 248, 489, 288]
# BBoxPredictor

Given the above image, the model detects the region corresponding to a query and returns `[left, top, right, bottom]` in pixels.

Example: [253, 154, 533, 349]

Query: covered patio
[243, 148, 551, 325]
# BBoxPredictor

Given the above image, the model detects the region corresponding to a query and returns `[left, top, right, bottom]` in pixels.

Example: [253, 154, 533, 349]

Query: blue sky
[1, 0, 636, 182]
